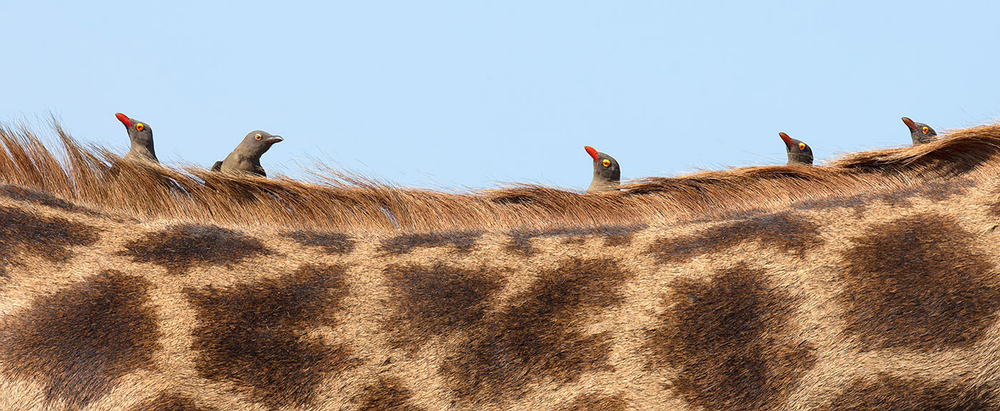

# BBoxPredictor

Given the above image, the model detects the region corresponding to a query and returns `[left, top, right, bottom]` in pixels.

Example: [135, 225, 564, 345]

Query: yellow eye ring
[602, 159, 611, 167]
[922, 127, 929, 134]
[255, 133, 262, 141]
[136, 123, 144, 131]
[798, 143, 806, 151]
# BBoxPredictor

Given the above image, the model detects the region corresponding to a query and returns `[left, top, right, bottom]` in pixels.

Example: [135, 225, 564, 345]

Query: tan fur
[1, 123, 999, 410]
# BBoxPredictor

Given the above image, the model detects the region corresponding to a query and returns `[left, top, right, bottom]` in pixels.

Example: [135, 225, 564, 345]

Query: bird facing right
[211, 130, 283, 177]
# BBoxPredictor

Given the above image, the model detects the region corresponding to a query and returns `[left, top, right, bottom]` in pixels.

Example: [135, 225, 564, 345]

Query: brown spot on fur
[0, 205, 100, 276]
[649, 212, 821, 264]
[128, 393, 218, 411]
[286, 230, 355, 254]
[444, 258, 631, 404]
[792, 180, 973, 212]
[0, 270, 160, 409]
[379, 230, 482, 255]
[120, 224, 271, 274]
[647, 264, 816, 410]
[185, 264, 358, 409]
[356, 378, 425, 411]
[559, 393, 627, 411]
[820, 374, 995, 411]
[508, 224, 645, 256]
[839, 213, 1000, 350]
[0, 185, 101, 215]
[383, 263, 506, 350]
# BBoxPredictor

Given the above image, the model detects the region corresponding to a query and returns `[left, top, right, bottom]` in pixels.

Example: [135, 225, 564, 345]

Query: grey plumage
[213, 130, 283, 177]
[584, 146, 620, 193]
[779, 132, 813, 166]
[115, 113, 158, 163]
[902, 117, 937, 145]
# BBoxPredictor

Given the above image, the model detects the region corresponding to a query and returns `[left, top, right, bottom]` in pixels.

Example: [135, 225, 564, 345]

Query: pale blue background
[1, 1, 997, 190]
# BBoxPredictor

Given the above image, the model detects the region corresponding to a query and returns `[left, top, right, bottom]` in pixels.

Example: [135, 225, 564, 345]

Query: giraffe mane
[0, 122, 997, 232]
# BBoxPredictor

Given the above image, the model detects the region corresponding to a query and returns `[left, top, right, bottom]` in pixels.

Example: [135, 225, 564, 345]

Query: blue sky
[1, 1, 997, 190]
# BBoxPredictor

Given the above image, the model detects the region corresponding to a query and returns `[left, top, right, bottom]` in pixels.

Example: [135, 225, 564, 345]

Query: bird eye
[255, 133, 262, 141]
[922, 127, 929, 134]
[136, 123, 144, 131]
[602, 159, 611, 167]
[798, 143, 806, 151]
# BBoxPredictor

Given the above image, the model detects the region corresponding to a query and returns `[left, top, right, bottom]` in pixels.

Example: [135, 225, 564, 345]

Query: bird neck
[126, 142, 157, 162]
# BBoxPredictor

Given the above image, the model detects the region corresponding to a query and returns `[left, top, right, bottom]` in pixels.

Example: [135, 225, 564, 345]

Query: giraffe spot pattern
[507, 224, 645, 256]
[647, 264, 817, 411]
[558, 393, 628, 411]
[184, 264, 358, 410]
[355, 377, 425, 411]
[0, 205, 100, 276]
[442, 258, 631, 404]
[128, 393, 218, 411]
[285, 230, 355, 254]
[0, 184, 101, 216]
[792, 180, 973, 212]
[119, 224, 271, 275]
[378, 230, 482, 255]
[648, 211, 822, 264]
[383, 263, 506, 350]
[839, 213, 1000, 350]
[819, 374, 995, 411]
[0, 270, 160, 409]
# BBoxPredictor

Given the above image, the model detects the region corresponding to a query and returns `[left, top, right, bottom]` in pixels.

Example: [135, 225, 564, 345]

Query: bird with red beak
[779, 132, 813, 166]
[901, 117, 937, 145]
[584, 146, 620, 193]
[114, 112, 158, 163]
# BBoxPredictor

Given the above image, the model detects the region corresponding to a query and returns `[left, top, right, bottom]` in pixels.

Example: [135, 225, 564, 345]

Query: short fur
[1, 122, 1000, 410]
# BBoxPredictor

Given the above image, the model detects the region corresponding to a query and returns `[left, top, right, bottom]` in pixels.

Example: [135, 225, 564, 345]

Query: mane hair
[0, 122, 997, 232]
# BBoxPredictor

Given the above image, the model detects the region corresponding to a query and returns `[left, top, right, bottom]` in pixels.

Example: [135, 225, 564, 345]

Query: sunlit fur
[0, 123, 997, 232]
[1, 122, 999, 410]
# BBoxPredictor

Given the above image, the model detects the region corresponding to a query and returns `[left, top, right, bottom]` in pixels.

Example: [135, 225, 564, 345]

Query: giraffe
[1, 123, 1000, 411]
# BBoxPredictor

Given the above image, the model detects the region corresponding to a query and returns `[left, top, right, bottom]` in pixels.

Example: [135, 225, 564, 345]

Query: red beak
[901, 117, 917, 131]
[778, 132, 793, 148]
[584, 146, 599, 162]
[115, 113, 132, 128]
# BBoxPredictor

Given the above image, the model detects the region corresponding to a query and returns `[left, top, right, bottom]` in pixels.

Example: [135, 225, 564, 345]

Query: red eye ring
[255, 133, 262, 141]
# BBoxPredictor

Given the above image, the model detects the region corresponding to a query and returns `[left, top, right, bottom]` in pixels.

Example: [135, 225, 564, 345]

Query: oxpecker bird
[211, 130, 283, 177]
[901, 117, 937, 145]
[779, 132, 813, 166]
[115, 113, 158, 163]
[584, 146, 620, 193]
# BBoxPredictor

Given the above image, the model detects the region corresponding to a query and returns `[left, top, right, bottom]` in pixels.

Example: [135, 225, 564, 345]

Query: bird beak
[584, 146, 599, 162]
[901, 117, 917, 131]
[115, 113, 131, 128]
[778, 132, 793, 148]
[264, 135, 283, 145]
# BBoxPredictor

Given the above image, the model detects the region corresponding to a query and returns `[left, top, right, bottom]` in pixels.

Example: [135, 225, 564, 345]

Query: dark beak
[901, 117, 917, 132]
[264, 135, 283, 145]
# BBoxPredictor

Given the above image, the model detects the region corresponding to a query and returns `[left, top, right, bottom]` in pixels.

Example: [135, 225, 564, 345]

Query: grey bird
[779, 132, 814, 165]
[901, 117, 937, 145]
[115, 113, 158, 163]
[211, 130, 283, 177]
[584, 146, 620, 193]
